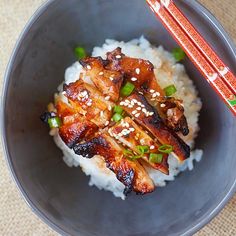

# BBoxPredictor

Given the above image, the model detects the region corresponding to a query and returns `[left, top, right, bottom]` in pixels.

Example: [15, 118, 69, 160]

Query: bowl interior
[3, 0, 236, 235]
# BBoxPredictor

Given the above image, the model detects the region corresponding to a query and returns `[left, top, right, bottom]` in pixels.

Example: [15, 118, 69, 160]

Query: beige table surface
[0, 0, 235, 235]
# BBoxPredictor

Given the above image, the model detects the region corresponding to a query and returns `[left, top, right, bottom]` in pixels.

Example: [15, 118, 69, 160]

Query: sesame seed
[152, 93, 157, 98]
[140, 139, 145, 144]
[105, 96, 110, 101]
[142, 108, 147, 113]
[148, 112, 154, 116]
[132, 110, 138, 115]
[129, 128, 135, 132]
[116, 55, 122, 59]
[87, 102, 92, 106]
[141, 104, 145, 108]
[135, 68, 140, 74]
[128, 104, 133, 108]
[160, 103, 166, 108]
[108, 105, 112, 111]
[156, 92, 160, 96]
[125, 99, 130, 103]
[125, 123, 130, 128]
[150, 145, 155, 150]
[137, 102, 142, 106]
[118, 133, 123, 137]
[120, 101, 125, 106]
[136, 107, 141, 111]
[100, 111, 104, 117]
[86, 65, 91, 70]
[150, 89, 155, 93]
[109, 77, 114, 81]
[108, 129, 113, 137]
[131, 77, 137, 82]
[99, 71, 104, 76]
[105, 121, 109, 126]
[135, 113, 140, 118]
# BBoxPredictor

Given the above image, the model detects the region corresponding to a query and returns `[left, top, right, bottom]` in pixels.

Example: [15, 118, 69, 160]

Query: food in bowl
[41, 37, 202, 199]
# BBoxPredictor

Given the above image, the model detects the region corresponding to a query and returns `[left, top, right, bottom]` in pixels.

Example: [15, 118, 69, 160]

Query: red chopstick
[165, 0, 236, 93]
[146, 0, 236, 116]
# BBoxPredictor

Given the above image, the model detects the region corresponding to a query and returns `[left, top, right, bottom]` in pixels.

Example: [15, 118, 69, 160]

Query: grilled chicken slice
[59, 118, 98, 148]
[109, 117, 169, 174]
[154, 97, 189, 135]
[73, 133, 154, 194]
[63, 80, 114, 127]
[80, 57, 124, 102]
[119, 93, 190, 162]
[106, 47, 164, 96]
[56, 100, 98, 147]
[106, 48, 189, 135]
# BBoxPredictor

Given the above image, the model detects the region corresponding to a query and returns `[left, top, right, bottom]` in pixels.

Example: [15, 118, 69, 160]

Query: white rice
[53, 36, 203, 200]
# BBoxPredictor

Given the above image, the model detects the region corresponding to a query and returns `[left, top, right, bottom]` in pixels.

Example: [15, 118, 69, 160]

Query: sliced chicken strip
[56, 100, 98, 148]
[80, 56, 123, 102]
[109, 117, 169, 175]
[119, 93, 190, 162]
[63, 80, 114, 127]
[73, 133, 154, 195]
[106, 47, 164, 96]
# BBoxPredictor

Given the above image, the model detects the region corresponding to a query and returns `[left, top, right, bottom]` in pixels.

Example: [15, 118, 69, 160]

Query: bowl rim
[1, 0, 236, 235]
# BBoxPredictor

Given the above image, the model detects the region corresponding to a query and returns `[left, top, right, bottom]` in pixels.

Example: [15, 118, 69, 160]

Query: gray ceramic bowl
[2, 0, 236, 235]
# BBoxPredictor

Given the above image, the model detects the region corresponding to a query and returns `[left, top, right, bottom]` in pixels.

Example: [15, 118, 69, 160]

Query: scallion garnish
[131, 155, 142, 160]
[120, 82, 135, 97]
[172, 47, 186, 62]
[113, 105, 123, 114]
[123, 149, 142, 161]
[137, 145, 149, 155]
[74, 46, 87, 60]
[164, 84, 177, 96]
[48, 117, 62, 128]
[123, 149, 133, 156]
[158, 144, 173, 154]
[149, 153, 163, 163]
[112, 113, 123, 122]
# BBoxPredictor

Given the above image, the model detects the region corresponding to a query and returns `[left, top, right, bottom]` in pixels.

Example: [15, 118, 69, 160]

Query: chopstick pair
[146, 0, 236, 116]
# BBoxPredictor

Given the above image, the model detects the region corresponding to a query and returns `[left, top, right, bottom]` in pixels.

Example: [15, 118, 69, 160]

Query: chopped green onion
[48, 117, 62, 128]
[120, 82, 135, 97]
[131, 155, 142, 160]
[123, 149, 133, 157]
[74, 46, 87, 60]
[137, 145, 149, 155]
[164, 85, 177, 96]
[112, 113, 123, 122]
[158, 144, 173, 154]
[172, 47, 186, 62]
[113, 105, 123, 114]
[149, 153, 163, 163]
[123, 149, 142, 161]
